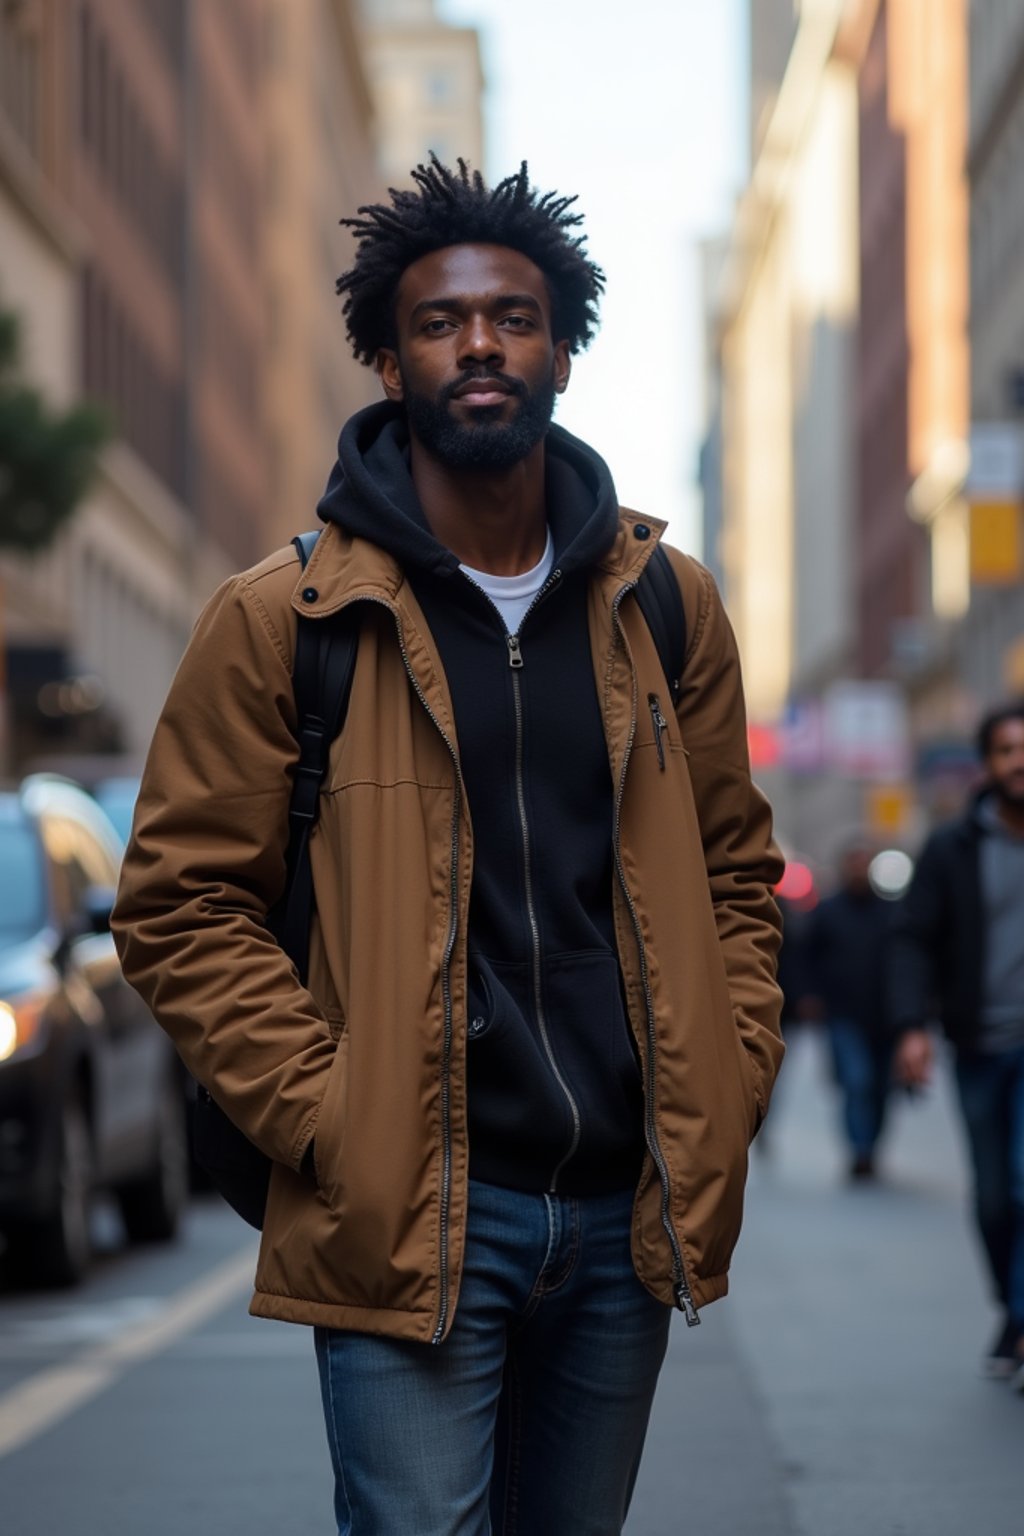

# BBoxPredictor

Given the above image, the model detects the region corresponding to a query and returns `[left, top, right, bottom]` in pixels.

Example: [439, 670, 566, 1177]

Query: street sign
[967, 423, 1024, 584]
[823, 680, 911, 781]
[969, 499, 1022, 584]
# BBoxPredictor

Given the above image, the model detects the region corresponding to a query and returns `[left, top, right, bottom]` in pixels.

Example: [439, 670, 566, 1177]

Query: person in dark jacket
[892, 700, 1024, 1386]
[805, 841, 894, 1179]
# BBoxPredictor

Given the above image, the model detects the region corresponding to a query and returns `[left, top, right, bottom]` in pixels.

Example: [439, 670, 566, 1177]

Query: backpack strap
[634, 543, 686, 707]
[273, 530, 359, 983]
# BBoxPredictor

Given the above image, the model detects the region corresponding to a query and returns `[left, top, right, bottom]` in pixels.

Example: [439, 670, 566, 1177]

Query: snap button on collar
[301, 587, 318, 603]
[633, 524, 651, 541]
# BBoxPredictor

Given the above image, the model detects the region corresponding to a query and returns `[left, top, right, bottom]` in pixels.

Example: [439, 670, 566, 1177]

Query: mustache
[439, 370, 528, 407]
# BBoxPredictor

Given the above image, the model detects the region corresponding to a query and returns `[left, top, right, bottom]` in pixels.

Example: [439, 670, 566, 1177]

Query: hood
[316, 400, 621, 578]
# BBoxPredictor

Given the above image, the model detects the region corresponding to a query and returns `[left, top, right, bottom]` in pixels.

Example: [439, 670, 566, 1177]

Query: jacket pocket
[732, 1026, 765, 1141]
[313, 1026, 349, 1196]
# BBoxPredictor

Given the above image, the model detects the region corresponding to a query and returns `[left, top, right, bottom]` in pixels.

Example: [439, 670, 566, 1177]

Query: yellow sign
[865, 784, 912, 837]
[969, 499, 1022, 584]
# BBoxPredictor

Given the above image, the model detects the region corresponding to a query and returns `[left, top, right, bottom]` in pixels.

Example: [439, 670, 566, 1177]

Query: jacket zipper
[612, 587, 700, 1326]
[501, 571, 582, 1191]
[649, 693, 667, 771]
[359, 597, 462, 1346]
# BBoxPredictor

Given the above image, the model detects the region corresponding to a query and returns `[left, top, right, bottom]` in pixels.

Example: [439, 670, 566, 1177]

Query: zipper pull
[674, 1278, 701, 1327]
[507, 635, 524, 669]
[649, 694, 667, 771]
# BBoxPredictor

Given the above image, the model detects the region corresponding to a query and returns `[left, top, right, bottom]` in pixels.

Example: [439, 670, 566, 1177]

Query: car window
[37, 812, 120, 929]
[0, 823, 47, 941]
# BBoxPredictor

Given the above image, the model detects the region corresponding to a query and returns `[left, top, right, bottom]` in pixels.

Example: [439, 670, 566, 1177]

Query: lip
[452, 378, 513, 403]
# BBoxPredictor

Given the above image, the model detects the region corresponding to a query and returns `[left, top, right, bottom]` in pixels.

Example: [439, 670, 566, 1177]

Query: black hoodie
[318, 402, 645, 1194]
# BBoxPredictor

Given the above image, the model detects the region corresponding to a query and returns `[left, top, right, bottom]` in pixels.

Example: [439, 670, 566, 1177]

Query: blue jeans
[827, 1019, 892, 1160]
[314, 1179, 671, 1535]
[955, 1043, 1024, 1326]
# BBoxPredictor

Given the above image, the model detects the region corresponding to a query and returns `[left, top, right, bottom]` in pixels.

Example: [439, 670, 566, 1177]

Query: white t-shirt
[460, 529, 555, 635]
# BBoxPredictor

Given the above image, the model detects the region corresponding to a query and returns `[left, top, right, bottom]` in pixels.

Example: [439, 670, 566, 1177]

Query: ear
[376, 348, 404, 401]
[553, 339, 571, 395]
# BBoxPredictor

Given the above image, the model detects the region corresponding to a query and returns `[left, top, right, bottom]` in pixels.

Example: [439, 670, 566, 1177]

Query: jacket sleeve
[670, 553, 785, 1115]
[111, 569, 335, 1171]
[886, 833, 945, 1035]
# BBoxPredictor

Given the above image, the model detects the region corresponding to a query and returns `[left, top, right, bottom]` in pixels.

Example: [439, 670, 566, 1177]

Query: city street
[1, 1030, 1020, 1536]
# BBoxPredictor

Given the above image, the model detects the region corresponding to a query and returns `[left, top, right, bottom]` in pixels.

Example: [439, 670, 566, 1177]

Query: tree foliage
[0, 306, 109, 553]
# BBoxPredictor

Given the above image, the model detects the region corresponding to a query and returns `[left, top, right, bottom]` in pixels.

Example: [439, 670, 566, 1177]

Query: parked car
[0, 775, 188, 1285]
[89, 774, 141, 846]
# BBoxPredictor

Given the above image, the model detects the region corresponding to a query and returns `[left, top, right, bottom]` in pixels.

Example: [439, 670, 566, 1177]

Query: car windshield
[0, 822, 47, 942]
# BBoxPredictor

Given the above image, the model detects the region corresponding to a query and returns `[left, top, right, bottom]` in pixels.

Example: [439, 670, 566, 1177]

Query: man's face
[985, 717, 1024, 809]
[377, 243, 571, 470]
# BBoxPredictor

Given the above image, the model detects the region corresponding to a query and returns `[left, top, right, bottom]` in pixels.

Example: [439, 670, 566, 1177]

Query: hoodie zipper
[357, 597, 462, 1346]
[500, 571, 584, 1191]
[612, 586, 699, 1326]
[467, 567, 582, 1191]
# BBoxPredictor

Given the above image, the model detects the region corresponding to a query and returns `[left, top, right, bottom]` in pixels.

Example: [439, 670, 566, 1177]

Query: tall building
[749, 0, 799, 161]
[962, 1, 1024, 704]
[262, 0, 380, 550]
[0, 0, 381, 769]
[358, 0, 484, 181]
[0, 0, 196, 766]
[712, 0, 860, 856]
[849, 0, 969, 733]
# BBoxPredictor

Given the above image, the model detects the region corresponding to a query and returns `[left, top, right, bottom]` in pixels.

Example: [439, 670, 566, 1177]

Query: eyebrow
[408, 292, 545, 322]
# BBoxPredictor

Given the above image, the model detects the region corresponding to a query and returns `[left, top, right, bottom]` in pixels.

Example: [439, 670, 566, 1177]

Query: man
[892, 701, 1024, 1388]
[112, 159, 784, 1534]
[804, 841, 894, 1181]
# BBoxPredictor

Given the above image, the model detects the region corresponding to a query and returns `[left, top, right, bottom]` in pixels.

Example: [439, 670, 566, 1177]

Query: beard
[403, 367, 557, 470]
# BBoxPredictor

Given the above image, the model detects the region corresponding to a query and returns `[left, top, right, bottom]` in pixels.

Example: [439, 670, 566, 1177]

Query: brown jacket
[112, 513, 783, 1342]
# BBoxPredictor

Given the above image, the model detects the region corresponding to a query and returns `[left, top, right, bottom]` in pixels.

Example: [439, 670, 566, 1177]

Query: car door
[35, 792, 155, 1180]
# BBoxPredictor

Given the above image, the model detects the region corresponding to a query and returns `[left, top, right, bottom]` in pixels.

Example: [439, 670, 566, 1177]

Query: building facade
[0, 0, 387, 769]
[711, 0, 861, 859]
[962, 0, 1024, 704]
[358, 0, 484, 181]
[262, 0, 380, 551]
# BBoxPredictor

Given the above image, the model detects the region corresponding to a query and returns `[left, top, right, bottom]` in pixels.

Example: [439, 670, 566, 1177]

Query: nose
[457, 314, 504, 369]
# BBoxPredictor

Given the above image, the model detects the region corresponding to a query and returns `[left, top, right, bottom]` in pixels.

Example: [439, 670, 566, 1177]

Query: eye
[422, 317, 455, 335]
[500, 314, 533, 330]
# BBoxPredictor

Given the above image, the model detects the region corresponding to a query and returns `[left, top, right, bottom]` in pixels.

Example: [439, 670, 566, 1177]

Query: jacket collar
[290, 510, 669, 620]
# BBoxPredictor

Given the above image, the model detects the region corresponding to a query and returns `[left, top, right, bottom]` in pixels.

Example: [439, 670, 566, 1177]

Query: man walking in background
[805, 841, 894, 1181]
[892, 701, 1024, 1388]
[112, 158, 784, 1533]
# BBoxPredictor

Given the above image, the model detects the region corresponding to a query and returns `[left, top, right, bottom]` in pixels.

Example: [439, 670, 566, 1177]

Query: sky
[436, 0, 749, 552]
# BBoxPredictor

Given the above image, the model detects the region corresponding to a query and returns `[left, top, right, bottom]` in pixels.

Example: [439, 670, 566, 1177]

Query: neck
[408, 437, 548, 575]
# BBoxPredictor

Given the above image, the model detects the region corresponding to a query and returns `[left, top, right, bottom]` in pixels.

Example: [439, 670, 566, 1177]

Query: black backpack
[191, 532, 687, 1227]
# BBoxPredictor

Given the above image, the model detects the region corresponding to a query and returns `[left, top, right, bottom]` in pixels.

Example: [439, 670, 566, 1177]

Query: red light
[776, 860, 815, 905]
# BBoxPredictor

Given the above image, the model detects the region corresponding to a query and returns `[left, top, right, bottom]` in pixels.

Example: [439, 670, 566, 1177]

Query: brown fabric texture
[112, 514, 784, 1341]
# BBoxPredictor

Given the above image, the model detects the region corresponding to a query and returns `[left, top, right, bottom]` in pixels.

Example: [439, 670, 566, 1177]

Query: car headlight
[0, 996, 45, 1063]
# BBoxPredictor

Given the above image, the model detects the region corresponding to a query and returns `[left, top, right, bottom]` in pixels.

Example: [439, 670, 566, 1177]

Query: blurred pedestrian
[111, 158, 784, 1532]
[804, 841, 894, 1180]
[891, 701, 1024, 1387]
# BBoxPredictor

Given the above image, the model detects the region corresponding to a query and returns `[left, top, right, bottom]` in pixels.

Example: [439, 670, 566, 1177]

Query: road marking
[0, 1244, 257, 1459]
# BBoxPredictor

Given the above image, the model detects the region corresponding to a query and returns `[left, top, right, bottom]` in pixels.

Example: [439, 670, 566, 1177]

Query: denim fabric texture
[955, 1043, 1024, 1327]
[314, 1179, 671, 1535]
[826, 1019, 893, 1160]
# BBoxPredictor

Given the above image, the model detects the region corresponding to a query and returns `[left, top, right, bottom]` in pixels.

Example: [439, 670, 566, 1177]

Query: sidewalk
[626, 1028, 1021, 1536]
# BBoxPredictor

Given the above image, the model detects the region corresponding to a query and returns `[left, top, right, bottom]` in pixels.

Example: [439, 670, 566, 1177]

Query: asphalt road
[1, 1029, 1020, 1535]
